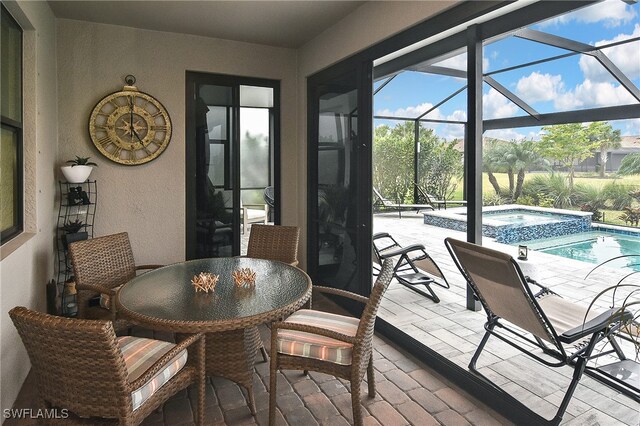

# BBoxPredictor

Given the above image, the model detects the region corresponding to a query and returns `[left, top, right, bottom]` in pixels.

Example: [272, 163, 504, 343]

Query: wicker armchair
[246, 224, 300, 266]
[9, 307, 205, 425]
[68, 232, 162, 330]
[269, 259, 394, 426]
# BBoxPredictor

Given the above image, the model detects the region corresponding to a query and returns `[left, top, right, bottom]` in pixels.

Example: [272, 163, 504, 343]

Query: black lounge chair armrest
[379, 243, 426, 259]
[559, 308, 633, 343]
[373, 232, 391, 240]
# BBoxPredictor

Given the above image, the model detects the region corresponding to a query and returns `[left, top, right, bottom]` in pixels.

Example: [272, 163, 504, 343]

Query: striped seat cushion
[276, 309, 359, 365]
[117, 336, 188, 411]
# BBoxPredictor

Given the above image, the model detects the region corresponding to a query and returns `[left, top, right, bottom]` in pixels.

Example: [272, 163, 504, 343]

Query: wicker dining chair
[68, 232, 162, 330]
[269, 259, 394, 426]
[246, 224, 300, 266]
[241, 224, 301, 366]
[9, 306, 205, 425]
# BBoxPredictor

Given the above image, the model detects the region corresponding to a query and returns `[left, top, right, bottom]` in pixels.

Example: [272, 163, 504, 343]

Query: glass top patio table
[116, 257, 312, 333]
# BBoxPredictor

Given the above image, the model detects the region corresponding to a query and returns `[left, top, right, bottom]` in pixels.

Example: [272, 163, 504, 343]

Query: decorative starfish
[232, 268, 257, 287]
[191, 272, 219, 293]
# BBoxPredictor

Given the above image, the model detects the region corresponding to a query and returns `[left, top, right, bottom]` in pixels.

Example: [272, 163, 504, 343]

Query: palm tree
[586, 121, 621, 178]
[483, 139, 508, 195]
[506, 140, 547, 201]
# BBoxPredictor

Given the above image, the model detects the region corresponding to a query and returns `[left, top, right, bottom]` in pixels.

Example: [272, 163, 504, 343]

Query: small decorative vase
[61, 165, 93, 183]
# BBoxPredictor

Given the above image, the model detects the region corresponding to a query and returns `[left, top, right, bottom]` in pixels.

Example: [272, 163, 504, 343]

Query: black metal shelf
[56, 180, 97, 316]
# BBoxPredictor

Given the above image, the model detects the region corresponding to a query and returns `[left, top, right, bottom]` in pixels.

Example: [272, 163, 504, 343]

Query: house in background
[580, 135, 640, 173]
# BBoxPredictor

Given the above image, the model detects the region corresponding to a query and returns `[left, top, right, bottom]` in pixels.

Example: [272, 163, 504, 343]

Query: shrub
[619, 207, 640, 227]
[602, 181, 634, 210]
[580, 203, 603, 222]
[522, 174, 577, 208]
[483, 192, 507, 206]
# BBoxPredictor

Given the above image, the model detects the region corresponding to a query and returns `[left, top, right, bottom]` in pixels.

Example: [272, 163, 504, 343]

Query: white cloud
[440, 110, 467, 140]
[540, 0, 637, 28]
[620, 118, 640, 135]
[484, 129, 526, 141]
[483, 88, 519, 119]
[376, 102, 443, 119]
[555, 79, 637, 109]
[433, 52, 490, 71]
[579, 24, 640, 82]
[515, 72, 564, 103]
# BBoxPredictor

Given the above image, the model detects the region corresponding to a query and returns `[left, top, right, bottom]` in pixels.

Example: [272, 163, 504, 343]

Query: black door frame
[186, 71, 281, 260]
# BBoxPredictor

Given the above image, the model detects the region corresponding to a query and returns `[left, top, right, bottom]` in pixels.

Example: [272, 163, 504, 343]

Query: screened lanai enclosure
[308, 1, 640, 424]
[373, 0, 639, 217]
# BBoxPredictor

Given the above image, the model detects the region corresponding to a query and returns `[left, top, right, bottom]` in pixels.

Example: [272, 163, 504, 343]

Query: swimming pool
[423, 205, 592, 243]
[527, 229, 640, 272]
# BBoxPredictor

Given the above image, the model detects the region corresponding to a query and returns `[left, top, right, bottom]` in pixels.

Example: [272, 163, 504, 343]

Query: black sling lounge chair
[372, 187, 433, 218]
[373, 232, 449, 303]
[414, 182, 467, 210]
[445, 237, 633, 425]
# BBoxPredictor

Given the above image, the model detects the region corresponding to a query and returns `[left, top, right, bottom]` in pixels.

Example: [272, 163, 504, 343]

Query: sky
[373, 0, 640, 142]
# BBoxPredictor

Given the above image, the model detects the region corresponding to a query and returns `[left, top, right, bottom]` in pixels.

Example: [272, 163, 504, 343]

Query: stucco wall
[1, 0, 459, 411]
[295, 1, 457, 266]
[55, 20, 298, 266]
[0, 0, 57, 414]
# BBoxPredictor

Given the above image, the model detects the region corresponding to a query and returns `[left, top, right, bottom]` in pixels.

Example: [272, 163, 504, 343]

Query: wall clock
[88, 75, 172, 165]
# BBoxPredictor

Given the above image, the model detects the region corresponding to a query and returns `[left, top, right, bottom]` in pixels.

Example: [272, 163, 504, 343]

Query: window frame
[1, 4, 24, 244]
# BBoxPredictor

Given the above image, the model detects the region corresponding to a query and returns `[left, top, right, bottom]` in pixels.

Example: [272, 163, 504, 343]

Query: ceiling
[47, 1, 366, 48]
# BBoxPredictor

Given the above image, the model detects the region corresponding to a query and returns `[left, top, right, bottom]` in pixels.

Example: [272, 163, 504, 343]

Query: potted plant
[61, 156, 97, 183]
[61, 219, 88, 249]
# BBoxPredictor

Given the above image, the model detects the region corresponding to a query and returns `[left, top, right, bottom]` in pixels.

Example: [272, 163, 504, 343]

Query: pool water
[535, 232, 640, 272]
[486, 212, 562, 226]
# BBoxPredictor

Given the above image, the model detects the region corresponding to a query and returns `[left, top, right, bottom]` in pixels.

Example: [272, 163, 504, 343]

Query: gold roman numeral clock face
[89, 87, 172, 165]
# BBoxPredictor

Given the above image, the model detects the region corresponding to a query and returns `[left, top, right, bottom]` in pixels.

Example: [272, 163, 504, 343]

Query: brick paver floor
[7, 293, 512, 425]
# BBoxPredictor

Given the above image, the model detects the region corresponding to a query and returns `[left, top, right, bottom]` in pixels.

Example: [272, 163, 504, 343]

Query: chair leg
[469, 326, 493, 373]
[351, 379, 363, 426]
[260, 345, 269, 363]
[367, 354, 376, 397]
[196, 336, 206, 426]
[246, 384, 256, 416]
[551, 355, 587, 426]
[269, 334, 278, 426]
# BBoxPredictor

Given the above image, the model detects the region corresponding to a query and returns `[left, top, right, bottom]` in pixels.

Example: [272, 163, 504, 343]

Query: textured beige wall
[0, 0, 58, 414]
[56, 20, 298, 266]
[1, 0, 458, 411]
[295, 1, 457, 267]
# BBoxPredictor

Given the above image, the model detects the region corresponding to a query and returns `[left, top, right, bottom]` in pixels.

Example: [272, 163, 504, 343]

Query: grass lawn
[448, 172, 640, 228]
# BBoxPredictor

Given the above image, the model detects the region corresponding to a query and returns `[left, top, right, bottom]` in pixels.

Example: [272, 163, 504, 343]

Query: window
[1, 5, 23, 243]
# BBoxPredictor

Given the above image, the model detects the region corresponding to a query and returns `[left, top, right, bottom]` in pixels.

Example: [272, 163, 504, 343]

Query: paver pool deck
[374, 211, 639, 425]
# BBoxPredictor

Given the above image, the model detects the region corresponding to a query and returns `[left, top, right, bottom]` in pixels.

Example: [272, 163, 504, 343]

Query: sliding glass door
[186, 72, 280, 259]
[308, 62, 373, 296]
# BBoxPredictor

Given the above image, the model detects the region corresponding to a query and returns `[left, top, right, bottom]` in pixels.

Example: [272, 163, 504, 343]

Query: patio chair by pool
[269, 259, 394, 426]
[372, 187, 433, 218]
[414, 182, 467, 210]
[445, 238, 632, 425]
[373, 232, 449, 303]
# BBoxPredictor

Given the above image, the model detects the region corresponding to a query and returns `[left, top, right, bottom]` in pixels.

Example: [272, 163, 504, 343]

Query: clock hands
[128, 96, 145, 148]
